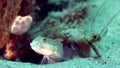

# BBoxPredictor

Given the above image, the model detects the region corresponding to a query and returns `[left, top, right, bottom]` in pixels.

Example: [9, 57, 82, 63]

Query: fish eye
[42, 38, 47, 42]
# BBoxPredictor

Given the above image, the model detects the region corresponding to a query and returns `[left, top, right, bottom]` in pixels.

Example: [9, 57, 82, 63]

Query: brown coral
[0, 0, 22, 49]
[4, 39, 18, 60]
[0, 0, 34, 60]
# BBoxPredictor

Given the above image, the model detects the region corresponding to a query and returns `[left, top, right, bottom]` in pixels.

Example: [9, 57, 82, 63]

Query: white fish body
[30, 36, 63, 64]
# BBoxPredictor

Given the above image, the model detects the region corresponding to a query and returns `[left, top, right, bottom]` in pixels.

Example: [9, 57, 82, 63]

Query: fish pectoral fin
[41, 56, 48, 64]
